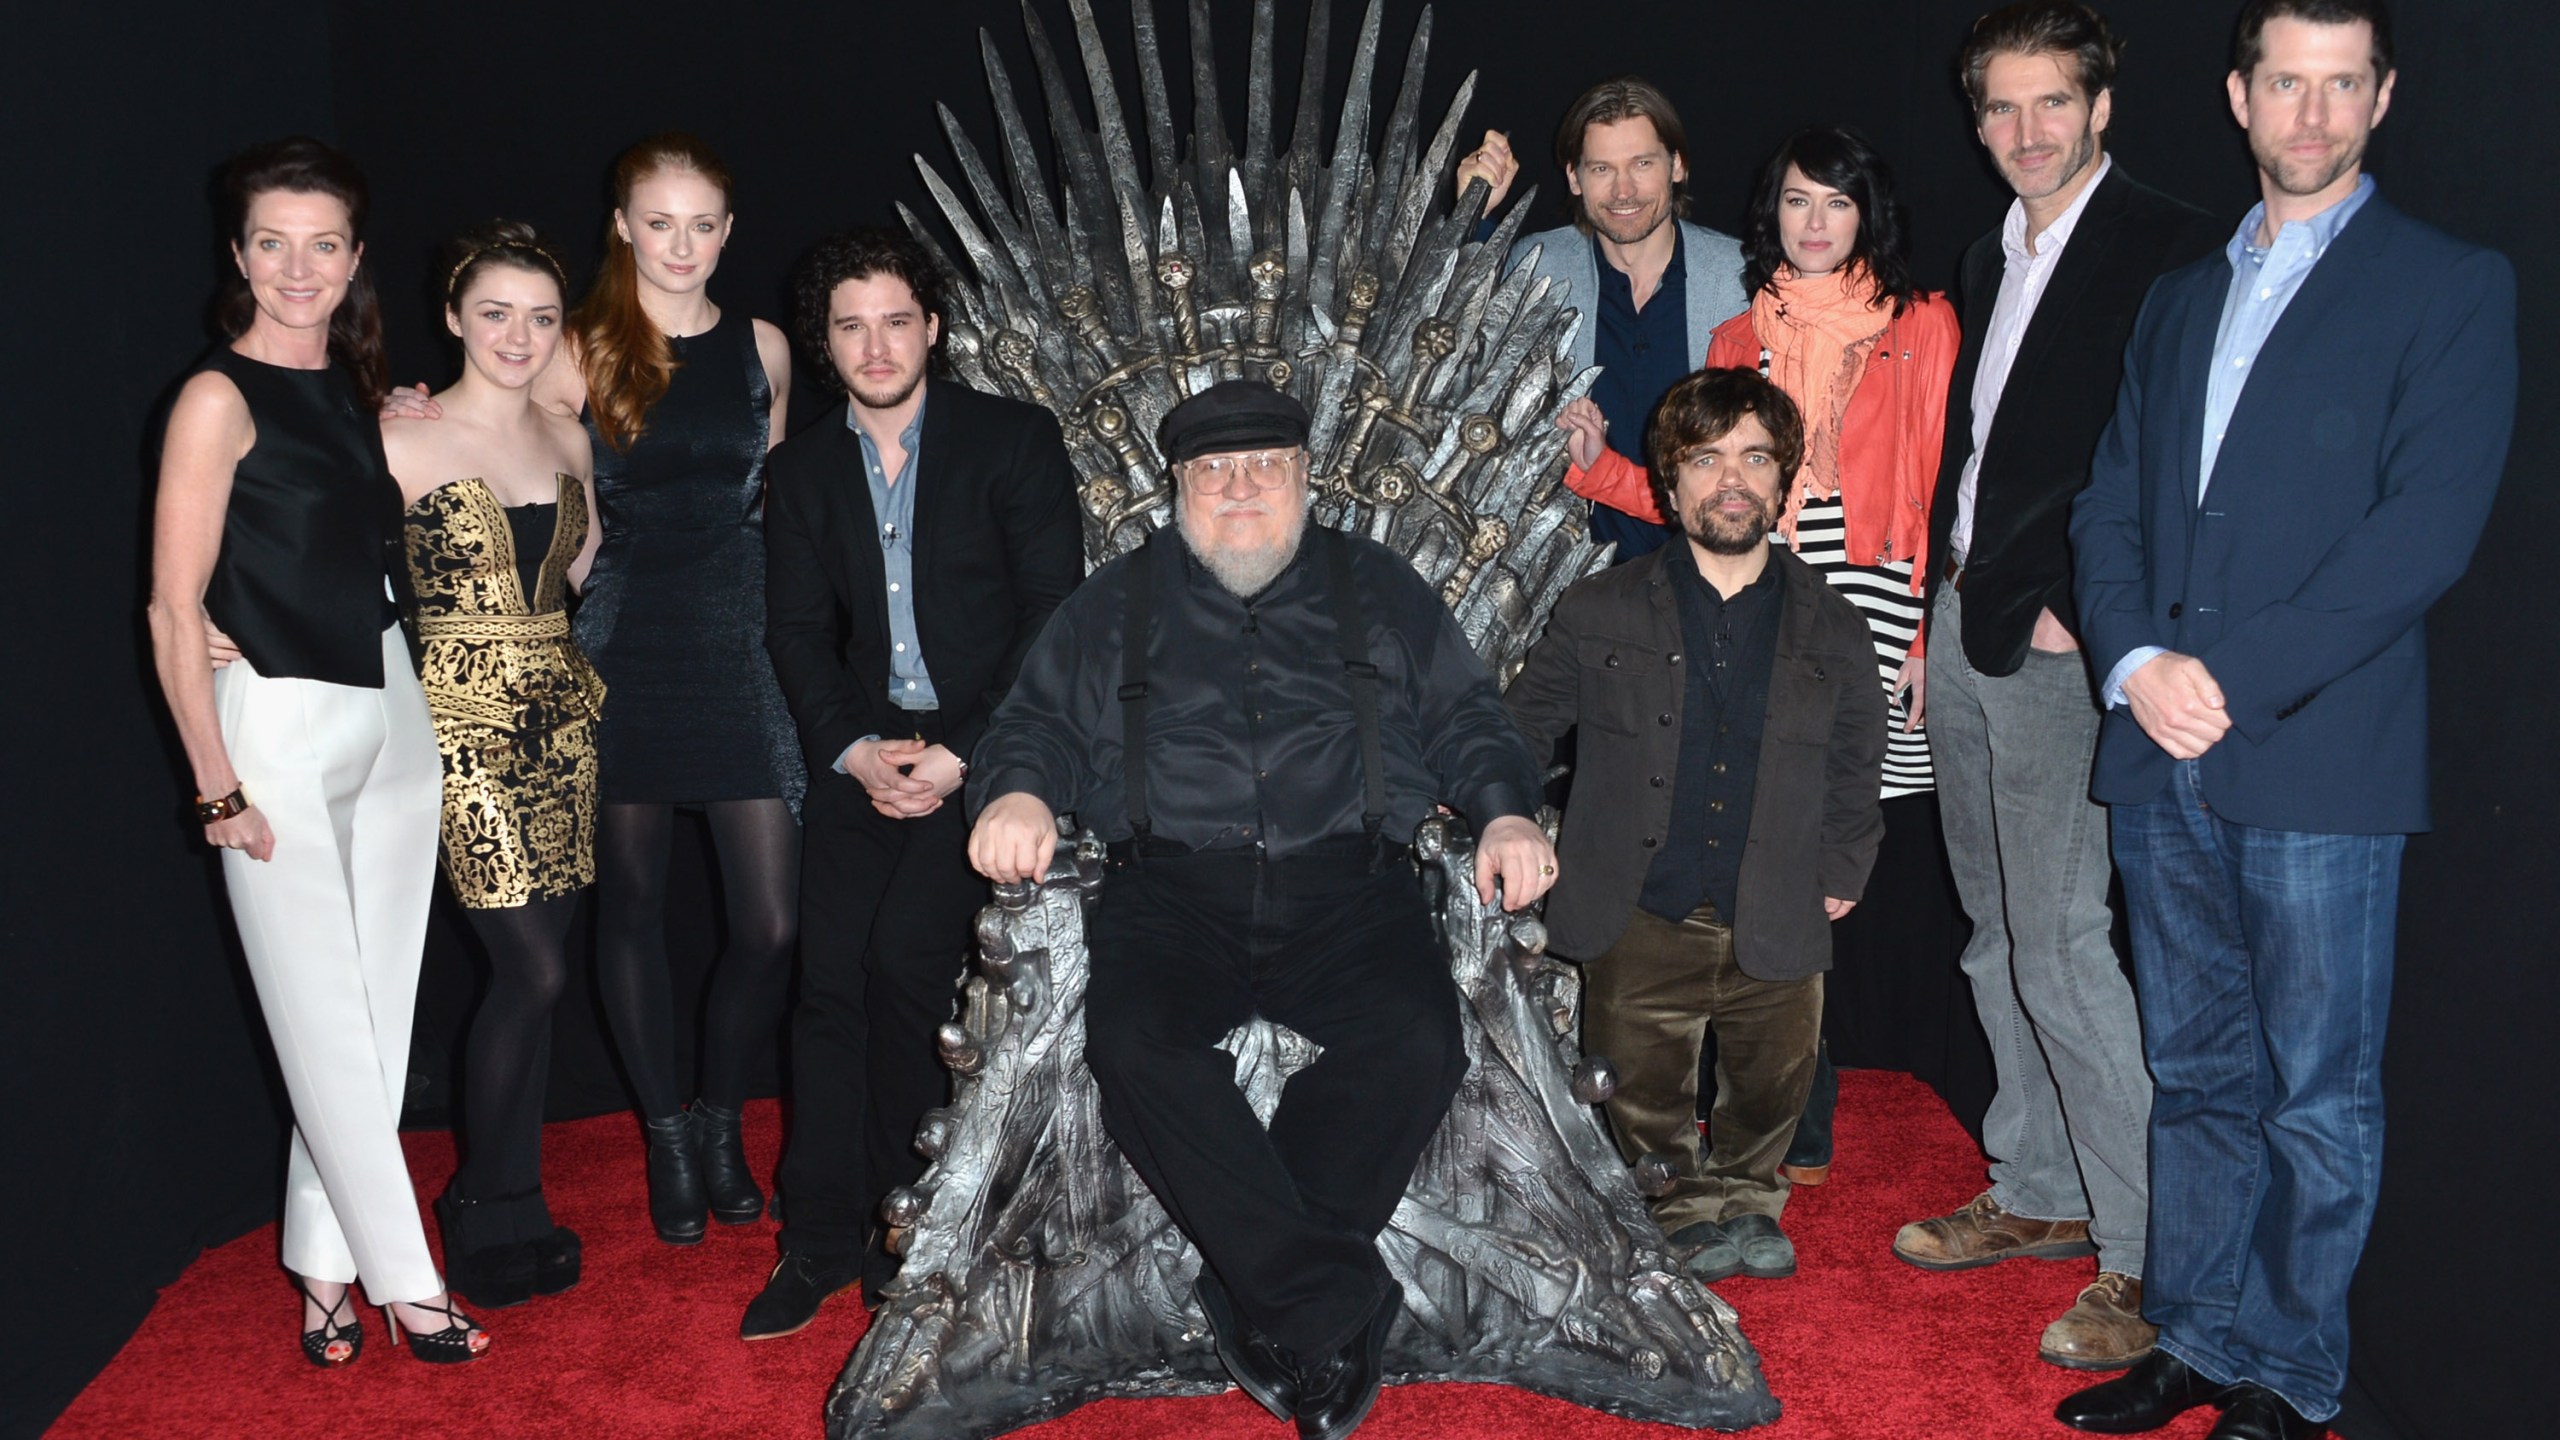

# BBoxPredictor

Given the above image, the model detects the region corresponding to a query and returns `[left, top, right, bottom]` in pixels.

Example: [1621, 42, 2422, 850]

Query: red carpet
[52, 1072, 2214, 1439]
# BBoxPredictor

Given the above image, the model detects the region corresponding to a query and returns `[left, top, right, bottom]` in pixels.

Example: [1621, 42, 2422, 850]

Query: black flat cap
[1155, 380, 1311, 465]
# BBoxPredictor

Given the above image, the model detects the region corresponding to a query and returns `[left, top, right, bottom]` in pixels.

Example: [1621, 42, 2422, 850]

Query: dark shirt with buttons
[968, 527, 1542, 856]
[1588, 228, 1689, 563]
[1636, 545, 1783, 923]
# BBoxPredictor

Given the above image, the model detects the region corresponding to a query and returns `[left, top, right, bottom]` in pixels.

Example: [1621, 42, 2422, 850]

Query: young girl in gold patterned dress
[381, 222, 606, 1308]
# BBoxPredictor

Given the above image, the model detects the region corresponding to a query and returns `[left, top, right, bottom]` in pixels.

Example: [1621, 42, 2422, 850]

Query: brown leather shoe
[1780, 1163, 1830, 1187]
[2040, 1272, 2156, 1371]
[1892, 1191, 2097, 1271]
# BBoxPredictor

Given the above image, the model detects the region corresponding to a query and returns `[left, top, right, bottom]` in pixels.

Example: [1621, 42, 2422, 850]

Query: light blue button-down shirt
[833, 386, 936, 775]
[2102, 178, 2378, 707]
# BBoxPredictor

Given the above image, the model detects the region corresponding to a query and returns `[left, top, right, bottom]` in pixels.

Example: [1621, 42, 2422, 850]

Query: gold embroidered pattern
[404, 476, 606, 909]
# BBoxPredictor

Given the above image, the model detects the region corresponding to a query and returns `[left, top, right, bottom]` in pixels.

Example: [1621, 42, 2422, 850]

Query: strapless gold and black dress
[403, 475, 606, 908]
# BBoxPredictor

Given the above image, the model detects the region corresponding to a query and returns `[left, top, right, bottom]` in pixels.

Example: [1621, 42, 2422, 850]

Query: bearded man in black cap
[968, 380, 1557, 1440]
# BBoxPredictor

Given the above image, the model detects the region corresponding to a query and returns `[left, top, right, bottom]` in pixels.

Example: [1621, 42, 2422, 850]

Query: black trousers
[1083, 840, 1466, 1360]
[777, 768, 985, 1277]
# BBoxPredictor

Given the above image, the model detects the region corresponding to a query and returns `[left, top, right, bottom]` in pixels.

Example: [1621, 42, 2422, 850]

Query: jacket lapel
[2006, 167, 2132, 389]
[2209, 194, 2395, 499]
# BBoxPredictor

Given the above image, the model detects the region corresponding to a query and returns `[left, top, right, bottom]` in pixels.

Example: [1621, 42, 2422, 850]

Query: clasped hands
[843, 736, 965, 819]
[2123, 651, 2230, 760]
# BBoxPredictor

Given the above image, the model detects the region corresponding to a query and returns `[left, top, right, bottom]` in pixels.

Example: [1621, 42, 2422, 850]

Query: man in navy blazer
[2061, 4, 2516, 1438]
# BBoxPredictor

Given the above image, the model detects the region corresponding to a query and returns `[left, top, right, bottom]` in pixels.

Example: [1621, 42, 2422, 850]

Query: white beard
[1179, 499, 1309, 598]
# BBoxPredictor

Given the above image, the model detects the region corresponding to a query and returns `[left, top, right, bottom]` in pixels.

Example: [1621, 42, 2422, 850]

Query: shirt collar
[844, 378, 931, 447]
[1675, 539, 1780, 601]
[2229, 174, 2376, 265]
[2001, 153, 2112, 264]
[1590, 221, 1685, 297]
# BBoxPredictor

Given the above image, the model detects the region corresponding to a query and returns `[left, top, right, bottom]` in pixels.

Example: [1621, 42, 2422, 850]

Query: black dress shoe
[2208, 1386, 2326, 1439]
[1293, 1285, 1398, 1440]
[691, 1098, 766, 1224]
[1195, 1269, 1298, 1421]
[740, 1250, 862, 1341]
[644, 1111, 708, 1245]
[2055, 1350, 2236, 1433]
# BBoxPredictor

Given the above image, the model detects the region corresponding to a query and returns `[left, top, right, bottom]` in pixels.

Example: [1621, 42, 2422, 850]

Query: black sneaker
[740, 1250, 862, 1341]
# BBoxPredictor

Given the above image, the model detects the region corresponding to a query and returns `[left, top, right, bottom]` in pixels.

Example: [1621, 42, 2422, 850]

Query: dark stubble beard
[849, 366, 925, 413]
[2253, 125, 2367, 199]
[1686, 492, 1777, 556]
[2004, 121, 2099, 203]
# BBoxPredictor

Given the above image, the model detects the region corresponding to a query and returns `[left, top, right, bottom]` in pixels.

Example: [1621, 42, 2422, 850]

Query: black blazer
[764, 379, 1084, 780]
[1924, 164, 2221, 677]
[1505, 545, 1887, 981]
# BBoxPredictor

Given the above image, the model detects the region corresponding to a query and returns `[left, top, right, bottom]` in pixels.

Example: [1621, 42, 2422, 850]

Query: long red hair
[575, 132, 735, 451]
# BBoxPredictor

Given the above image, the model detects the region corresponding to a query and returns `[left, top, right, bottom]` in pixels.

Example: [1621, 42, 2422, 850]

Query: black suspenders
[1116, 527, 1388, 859]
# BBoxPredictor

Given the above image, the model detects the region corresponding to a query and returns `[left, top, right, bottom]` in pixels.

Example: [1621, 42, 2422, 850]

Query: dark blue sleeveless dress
[572, 314, 805, 811]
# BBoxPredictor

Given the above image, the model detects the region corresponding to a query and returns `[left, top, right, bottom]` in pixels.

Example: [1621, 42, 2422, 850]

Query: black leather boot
[692, 1097, 765, 1224]
[644, 1110, 708, 1244]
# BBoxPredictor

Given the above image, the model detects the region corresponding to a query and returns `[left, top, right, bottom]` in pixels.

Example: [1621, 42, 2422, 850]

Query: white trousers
[213, 626, 444, 1301]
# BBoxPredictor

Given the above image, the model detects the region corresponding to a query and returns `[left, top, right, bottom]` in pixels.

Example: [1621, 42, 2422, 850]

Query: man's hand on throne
[969, 791, 1062, 882]
[1475, 814, 1558, 912]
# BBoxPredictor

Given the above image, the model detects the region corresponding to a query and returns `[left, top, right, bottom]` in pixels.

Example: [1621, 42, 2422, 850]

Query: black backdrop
[6, 2, 2552, 1435]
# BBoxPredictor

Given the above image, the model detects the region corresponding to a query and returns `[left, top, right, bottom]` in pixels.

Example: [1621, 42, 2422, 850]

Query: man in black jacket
[1506, 368, 1886, 1284]
[748, 228, 1083, 1339]
[968, 382, 1555, 1440]
[1896, 1, 2222, 1371]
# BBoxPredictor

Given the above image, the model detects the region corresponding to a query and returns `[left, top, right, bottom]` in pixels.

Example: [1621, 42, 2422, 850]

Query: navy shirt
[1637, 545, 1782, 922]
[1588, 228, 1689, 563]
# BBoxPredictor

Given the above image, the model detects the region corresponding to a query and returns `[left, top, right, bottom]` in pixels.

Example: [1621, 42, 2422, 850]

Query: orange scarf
[1752, 264, 1893, 539]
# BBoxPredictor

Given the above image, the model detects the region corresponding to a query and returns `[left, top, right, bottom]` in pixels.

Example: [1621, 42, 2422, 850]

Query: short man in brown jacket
[1507, 367, 1886, 1281]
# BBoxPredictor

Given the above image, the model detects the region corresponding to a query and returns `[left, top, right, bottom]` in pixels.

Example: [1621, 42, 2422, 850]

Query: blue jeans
[2113, 760, 2402, 1423]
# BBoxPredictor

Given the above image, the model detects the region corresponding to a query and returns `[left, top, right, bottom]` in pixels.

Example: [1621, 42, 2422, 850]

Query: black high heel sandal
[384, 1296, 489, 1364]
[529, 1225, 582, 1296]
[292, 1274, 362, 1368]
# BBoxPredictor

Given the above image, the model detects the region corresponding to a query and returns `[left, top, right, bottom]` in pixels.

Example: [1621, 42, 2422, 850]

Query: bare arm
[148, 372, 272, 859]
[754, 319, 792, 449]
[559, 414, 602, 592]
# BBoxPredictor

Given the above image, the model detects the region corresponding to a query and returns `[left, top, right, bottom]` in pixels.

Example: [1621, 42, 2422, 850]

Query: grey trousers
[1927, 587, 2150, 1277]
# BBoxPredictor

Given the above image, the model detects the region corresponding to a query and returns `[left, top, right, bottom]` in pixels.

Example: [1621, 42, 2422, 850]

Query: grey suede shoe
[1721, 1213, 1797, 1279]
[1670, 1219, 1745, 1283]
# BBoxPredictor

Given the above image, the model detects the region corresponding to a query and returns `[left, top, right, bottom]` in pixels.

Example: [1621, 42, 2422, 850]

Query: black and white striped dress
[1780, 492, 1931, 796]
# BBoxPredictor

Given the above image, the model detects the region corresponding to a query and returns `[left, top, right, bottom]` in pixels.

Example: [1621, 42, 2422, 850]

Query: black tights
[451, 893, 577, 1203]
[592, 799, 799, 1119]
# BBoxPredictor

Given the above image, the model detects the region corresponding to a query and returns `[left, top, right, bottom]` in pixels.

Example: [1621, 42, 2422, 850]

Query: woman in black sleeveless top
[146, 139, 487, 1364]
[539, 133, 802, 1243]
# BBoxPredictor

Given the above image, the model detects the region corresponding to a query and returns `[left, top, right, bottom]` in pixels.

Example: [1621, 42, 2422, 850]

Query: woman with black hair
[148, 137, 486, 1364]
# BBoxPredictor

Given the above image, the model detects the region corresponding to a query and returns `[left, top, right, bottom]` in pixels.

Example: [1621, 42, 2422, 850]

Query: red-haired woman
[539, 134, 801, 1245]
[148, 137, 486, 1364]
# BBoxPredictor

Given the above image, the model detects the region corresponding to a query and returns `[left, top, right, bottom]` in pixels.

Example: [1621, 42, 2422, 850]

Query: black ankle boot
[644, 1111, 708, 1244]
[434, 1191, 537, 1309]
[692, 1098, 765, 1224]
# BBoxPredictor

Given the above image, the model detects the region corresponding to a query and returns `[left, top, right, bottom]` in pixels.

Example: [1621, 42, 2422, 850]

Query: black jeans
[777, 769, 985, 1280]
[1084, 840, 1465, 1360]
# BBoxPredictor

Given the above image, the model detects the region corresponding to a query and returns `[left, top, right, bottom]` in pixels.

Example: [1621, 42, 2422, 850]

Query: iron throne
[827, 1, 1780, 1434]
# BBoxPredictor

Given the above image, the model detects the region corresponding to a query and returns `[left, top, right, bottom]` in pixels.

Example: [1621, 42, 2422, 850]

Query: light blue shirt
[832, 386, 936, 774]
[2102, 177, 2378, 707]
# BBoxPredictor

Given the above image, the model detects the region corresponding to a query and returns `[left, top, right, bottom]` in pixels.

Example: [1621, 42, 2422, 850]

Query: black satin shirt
[969, 529, 1541, 856]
